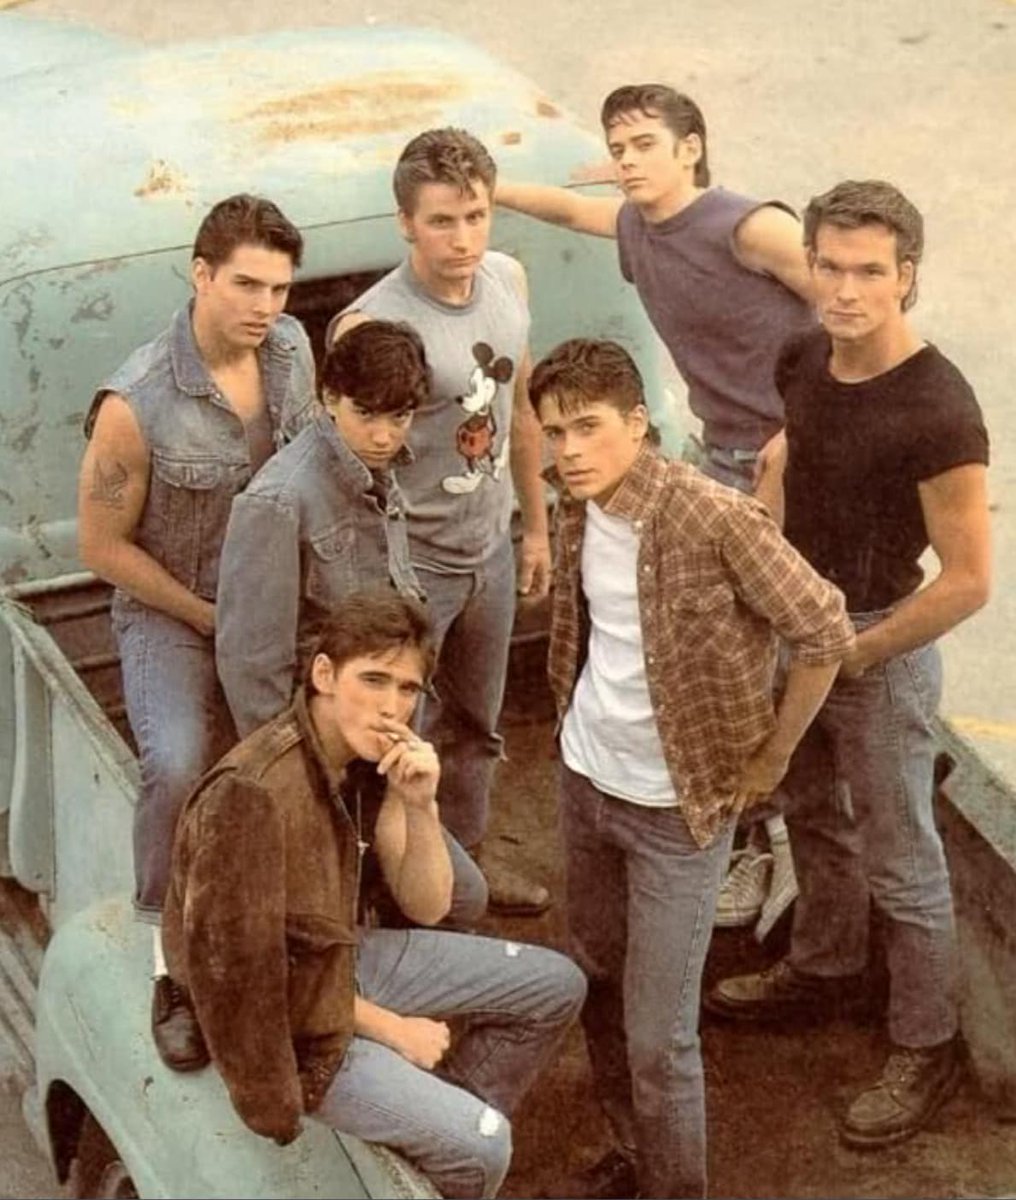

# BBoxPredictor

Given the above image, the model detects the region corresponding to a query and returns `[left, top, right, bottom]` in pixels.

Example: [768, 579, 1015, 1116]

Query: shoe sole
[839, 1058, 965, 1150]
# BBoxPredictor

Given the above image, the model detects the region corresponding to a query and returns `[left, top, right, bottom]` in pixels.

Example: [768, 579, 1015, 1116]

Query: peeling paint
[11, 423, 39, 455]
[70, 294, 114, 324]
[504, 941, 522, 958]
[27, 365, 40, 394]
[568, 159, 614, 184]
[241, 73, 469, 142]
[536, 98, 562, 118]
[500, 131, 522, 146]
[134, 159, 191, 200]
[1, 562, 28, 586]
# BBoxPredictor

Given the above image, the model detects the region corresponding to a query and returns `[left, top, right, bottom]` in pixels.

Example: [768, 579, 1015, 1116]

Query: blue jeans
[784, 615, 959, 1048]
[560, 765, 734, 1199]
[414, 536, 516, 849]
[112, 596, 236, 920]
[314, 927, 586, 1199]
[680, 432, 758, 494]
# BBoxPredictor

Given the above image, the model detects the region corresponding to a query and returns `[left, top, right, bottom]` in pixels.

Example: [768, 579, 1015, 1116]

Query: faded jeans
[112, 596, 236, 920]
[414, 536, 516, 849]
[785, 614, 959, 1048]
[314, 927, 586, 1198]
[560, 765, 735, 1199]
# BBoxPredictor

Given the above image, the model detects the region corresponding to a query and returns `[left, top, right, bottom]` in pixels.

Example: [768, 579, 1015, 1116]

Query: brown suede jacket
[162, 689, 363, 1144]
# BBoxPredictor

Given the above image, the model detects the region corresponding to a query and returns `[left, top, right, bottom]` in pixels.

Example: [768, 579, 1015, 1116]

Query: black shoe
[555, 1149, 638, 1200]
[840, 1037, 965, 1149]
[152, 975, 209, 1072]
[704, 958, 854, 1023]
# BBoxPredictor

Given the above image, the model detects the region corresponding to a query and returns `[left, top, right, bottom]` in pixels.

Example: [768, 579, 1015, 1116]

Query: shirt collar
[169, 301, 297, 398]
[292, 685, 345, 798]
[315, 408, 414, 491]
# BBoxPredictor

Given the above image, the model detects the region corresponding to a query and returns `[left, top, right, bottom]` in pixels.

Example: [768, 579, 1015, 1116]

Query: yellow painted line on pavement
[949, 716, 1016, 742]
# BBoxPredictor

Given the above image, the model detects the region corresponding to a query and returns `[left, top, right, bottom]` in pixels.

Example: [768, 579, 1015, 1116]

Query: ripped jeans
[314, 928, 586, 1198]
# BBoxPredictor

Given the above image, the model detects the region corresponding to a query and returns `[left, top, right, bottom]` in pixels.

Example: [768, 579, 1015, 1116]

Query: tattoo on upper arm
[90, 459, 129, 509]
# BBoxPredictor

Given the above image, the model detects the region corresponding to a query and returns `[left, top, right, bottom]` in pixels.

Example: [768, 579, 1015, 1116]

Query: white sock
[152, 926, 167, 978]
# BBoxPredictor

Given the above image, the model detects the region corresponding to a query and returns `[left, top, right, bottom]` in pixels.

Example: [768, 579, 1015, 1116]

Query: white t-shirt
[560, 501, 678, 806]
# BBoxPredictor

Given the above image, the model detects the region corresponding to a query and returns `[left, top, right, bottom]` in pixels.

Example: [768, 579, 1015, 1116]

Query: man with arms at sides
[330, 128, 552, 916]
[498, 84, 818, 933]
[162, 590, 586, 1200]
[217, 319, 487, 926]
[707, 181, 991, 1150]
[77, 194, 317, 1070]
[530, 338, 854, 1198]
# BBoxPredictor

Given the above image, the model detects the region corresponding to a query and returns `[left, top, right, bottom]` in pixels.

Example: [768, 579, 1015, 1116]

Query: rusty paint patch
[241, 73, 469, 143]
[70, 294, 114, 324]
[2, 562, 28, 586]
[535, 98, 562, 118]
[134, 159, 190, 199]
[568, 159, 615, 184]
[11, 423, 39, 454]
[500, 131, 522, 146]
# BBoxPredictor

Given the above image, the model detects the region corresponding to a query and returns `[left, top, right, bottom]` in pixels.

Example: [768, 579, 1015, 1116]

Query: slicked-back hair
[192, 193, 304, 271]
[600, 85, 710, 187]
[305, 589, 436, 692]
[323, 321, 431, 414]
[804, 180, 924, 311]
[393, 127, 497, 214]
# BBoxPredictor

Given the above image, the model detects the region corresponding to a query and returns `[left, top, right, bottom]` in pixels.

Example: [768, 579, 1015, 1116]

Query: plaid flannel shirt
[547, 443, 855, 847]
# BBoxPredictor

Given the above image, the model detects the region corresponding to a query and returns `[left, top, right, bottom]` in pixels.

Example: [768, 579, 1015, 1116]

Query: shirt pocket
[147, 453, 242, 586]
[306, 522, 358, 608]
[669, 582, 738, 658]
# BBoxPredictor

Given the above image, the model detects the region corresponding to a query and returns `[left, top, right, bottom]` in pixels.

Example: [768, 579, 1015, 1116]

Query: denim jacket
[87, 304, 318, 603]
[216, 409, 423, 737]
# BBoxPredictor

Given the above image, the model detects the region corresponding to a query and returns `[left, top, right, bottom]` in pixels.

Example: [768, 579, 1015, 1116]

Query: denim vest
[88, 304, 318, 601]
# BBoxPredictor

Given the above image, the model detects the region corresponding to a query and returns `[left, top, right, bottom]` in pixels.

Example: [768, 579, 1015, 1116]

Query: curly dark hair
[322, 320, 431, 414]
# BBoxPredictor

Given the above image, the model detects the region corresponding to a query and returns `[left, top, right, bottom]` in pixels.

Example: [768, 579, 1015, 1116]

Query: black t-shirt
[777, 330, 989, 612]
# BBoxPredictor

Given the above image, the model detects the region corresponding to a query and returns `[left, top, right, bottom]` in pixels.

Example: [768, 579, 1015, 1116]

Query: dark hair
[305, 590, 436, 691]
[530, 338, 645, 417]
[803, 180, 924, 311]
[322, 321, 431, 414]
[600, 85, 710, 187]
[393, 128, 497, 214]
[192, 193, 304, 270]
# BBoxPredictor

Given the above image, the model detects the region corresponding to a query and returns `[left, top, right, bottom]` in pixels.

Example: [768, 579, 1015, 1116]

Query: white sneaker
[755, 837, 799, 942]
[714, 846, 773, 928]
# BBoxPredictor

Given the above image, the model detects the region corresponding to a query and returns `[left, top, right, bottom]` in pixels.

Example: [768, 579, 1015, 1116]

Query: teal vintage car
[0, 14, 667, 1198]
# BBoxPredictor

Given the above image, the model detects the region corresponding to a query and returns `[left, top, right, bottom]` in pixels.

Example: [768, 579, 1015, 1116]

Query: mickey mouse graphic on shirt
[442, 342, 514, 495]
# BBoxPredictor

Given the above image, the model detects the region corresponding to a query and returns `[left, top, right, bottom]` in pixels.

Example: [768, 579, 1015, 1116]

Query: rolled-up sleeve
[217, 493, 301, 737]
[720, 500, 856, 666]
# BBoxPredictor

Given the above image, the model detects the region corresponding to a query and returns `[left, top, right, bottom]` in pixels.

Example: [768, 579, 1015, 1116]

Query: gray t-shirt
[344, 252, 530, 571]
[617, 187, 815, 451]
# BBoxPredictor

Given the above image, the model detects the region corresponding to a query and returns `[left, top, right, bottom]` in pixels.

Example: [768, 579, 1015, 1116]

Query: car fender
[35, 895, 434, 1198]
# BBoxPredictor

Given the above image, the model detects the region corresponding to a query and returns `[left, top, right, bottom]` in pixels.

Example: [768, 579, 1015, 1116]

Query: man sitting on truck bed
[77, 194, 318, 1072]
[162, 589, 586, 1200]
[329, 127, 552, 918]
[216, 318, 488, 928]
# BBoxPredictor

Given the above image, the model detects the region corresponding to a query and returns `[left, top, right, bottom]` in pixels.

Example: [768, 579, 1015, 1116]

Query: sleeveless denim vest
[88, 305, 317, 602]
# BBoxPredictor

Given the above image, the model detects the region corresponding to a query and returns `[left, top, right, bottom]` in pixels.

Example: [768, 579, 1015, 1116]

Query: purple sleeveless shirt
[617, 187, 815, 450]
